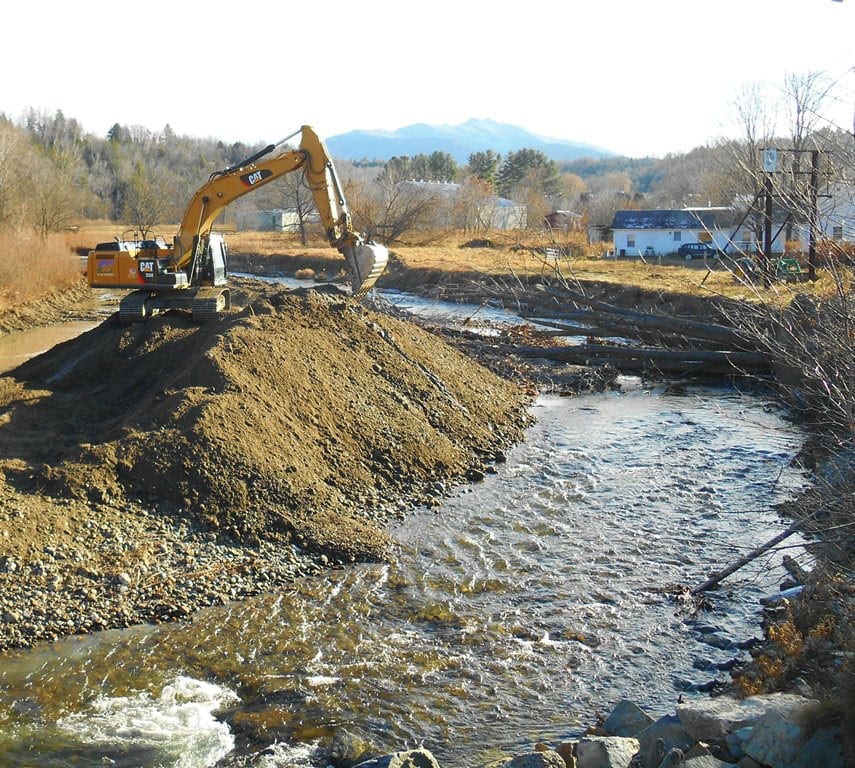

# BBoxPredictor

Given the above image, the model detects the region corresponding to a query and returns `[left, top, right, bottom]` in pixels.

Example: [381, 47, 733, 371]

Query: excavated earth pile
[1, 284, 532, 567]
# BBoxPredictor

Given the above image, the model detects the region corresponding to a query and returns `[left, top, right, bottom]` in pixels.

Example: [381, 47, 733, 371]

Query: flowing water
[0, 289, 808, 767]
[0, 382, 806, 767]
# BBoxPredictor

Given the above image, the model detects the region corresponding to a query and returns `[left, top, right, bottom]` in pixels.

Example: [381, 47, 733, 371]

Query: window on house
[673, 231, 682, 242]
[627, 235, 635, 248]
[832, 225, 843, 241]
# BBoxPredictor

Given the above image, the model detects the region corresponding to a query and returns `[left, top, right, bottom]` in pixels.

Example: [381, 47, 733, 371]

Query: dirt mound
[1, 284, 532, 563]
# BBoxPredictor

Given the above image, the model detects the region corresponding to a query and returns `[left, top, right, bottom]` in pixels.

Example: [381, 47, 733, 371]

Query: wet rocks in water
[604, 699, 654, 738]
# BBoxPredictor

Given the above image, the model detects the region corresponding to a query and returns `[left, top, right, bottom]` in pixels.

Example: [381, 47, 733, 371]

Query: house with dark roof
[610, 207, 772, 258]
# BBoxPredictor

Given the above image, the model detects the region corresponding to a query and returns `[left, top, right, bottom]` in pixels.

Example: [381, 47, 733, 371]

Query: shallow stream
[0, 379, 806, 767]
[0, 321, 100, 375]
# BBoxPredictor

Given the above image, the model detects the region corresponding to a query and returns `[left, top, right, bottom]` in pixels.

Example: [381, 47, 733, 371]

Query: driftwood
[515, 343, 770, 375]
[782, 554, 809, 584]
[499, 286, 771, 376]
[527, 311, 760, 351]
[692, 521, 803, 595]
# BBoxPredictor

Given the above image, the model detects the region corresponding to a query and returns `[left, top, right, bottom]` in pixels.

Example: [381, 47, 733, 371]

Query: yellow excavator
[87, 125, 388, 322]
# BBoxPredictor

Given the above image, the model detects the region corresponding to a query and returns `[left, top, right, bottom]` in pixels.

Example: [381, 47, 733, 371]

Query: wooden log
[527, 314, 750, 351]
[692, 521, 802, 595]
[529, 287, 763, 350]
[515, 344, 770, 368]
[524, 308, 761, 351]
[782, 554, 810, 584]
[527, 319, 618, 338]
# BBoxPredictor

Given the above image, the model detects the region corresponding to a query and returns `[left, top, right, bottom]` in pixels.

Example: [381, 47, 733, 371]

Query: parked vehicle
[677, 243, 720, 260]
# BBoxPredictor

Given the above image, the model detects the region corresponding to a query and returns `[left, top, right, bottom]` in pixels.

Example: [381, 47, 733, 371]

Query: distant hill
[326, 118, 617, 164]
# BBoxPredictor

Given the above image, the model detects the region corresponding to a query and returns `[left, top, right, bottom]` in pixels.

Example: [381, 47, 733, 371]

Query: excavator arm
[174, 125, 387, 297]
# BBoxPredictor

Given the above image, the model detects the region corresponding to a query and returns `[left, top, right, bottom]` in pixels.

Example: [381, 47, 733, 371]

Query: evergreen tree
[467, 150, 501, 189]
[496, 148, 561, 200]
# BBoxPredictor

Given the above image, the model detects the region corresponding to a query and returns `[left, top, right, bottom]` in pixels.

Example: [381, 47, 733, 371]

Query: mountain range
[326, 118, 616, 164]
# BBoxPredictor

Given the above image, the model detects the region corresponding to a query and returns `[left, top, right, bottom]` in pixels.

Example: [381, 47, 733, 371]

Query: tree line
[0, 69, 851, 246]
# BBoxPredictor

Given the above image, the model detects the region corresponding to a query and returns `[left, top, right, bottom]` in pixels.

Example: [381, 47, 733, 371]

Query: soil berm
[0, 279, 532, 648]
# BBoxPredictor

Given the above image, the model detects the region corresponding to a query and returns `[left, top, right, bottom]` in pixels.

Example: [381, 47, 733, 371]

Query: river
[0, 290, 808, 768]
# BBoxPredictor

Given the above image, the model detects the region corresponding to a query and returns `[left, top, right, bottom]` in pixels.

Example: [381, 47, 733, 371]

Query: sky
[2, 0, 853, 159]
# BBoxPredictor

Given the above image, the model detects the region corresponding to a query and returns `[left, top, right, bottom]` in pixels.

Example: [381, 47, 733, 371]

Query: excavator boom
[87, 125, 387, 319]
[172, 125, 387, 296]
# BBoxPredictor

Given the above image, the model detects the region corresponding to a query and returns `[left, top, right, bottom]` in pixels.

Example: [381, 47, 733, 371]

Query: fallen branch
[515, 343, 771, 375]
[692, 521, 803, 595]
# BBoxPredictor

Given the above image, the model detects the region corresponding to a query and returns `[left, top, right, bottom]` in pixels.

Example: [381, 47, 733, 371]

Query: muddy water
[0, 321, 100, 375]
[0, 382, 806, 768]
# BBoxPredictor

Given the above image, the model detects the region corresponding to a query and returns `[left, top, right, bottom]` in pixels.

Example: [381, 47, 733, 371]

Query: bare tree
[28, 154, 81, 237]
[379, 183, 445, 243]
[713, 81, 779, 227]
[780, 71, 833, 238]
[273, 170, 317, 245]
[450, 174, 495, 233]
[0, 121, 30, 229]
[122, 162, 182, 238]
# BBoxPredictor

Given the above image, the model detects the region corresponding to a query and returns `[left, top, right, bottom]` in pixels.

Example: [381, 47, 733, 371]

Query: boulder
[328, 729, 374, 767]
[353, 748, 441, 768]
[604, 700, 653, 737]
[556, 742, 577, 767]
[654, 751, 684, 768]
[725, 727, 753, 761]
[575, 736, 639, 768]
[504, 750, 567, 768]
[742, 709, 844, 768]
[636, 716, 694, 765]
[683, 742, 736, 766]
[676, 693, 813, 742]
[682, 754, 735, 767]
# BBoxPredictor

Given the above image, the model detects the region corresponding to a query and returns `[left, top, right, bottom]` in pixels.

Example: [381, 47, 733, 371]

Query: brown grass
[0, 230, 83, 312]
[58, 222, 853, 310]
[222, 229, 850, 308]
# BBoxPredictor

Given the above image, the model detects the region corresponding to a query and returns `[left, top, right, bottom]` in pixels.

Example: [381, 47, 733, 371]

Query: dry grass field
[0, 230, 82, 312]
[17, 221, 852, 316]
[221, 229, 852, 309]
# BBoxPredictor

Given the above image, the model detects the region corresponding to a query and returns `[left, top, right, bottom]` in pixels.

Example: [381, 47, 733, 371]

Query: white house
[234, 209, 320, 232]
[610, 207, 789, 257]
[795, 183, 855, 244]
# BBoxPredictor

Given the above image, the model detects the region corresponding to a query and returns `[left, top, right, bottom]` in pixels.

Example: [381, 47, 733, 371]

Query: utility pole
[808, 149, 820, 281]
[760, 146, 827, 283]
[762, 148, 777, 285]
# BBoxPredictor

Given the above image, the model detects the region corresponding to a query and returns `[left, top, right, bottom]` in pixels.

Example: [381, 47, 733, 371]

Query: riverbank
[0, 261, 852, 765]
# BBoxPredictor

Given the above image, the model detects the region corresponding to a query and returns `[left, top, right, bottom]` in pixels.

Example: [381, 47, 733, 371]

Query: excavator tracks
[117, 288, 230, 324]
[118, 291, 153, 324]
[191, 288, 231, 323]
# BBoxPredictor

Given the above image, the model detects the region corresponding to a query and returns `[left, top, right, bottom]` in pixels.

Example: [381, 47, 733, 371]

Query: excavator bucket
[344, 242, 389, 298]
